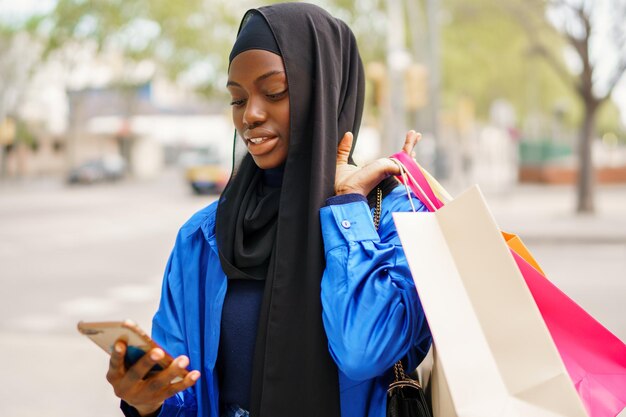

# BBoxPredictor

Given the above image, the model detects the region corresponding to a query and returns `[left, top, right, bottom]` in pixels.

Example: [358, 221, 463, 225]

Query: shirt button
[341, 220, 351, 229]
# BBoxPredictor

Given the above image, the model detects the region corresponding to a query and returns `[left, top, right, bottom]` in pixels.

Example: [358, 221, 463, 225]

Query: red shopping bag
[391, 151, 626, 417]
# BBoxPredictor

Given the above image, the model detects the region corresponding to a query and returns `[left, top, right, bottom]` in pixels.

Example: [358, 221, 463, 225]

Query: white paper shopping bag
[393, 186, 588, 417]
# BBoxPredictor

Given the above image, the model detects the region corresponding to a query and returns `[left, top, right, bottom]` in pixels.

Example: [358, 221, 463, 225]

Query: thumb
[336, 132, 353, 166]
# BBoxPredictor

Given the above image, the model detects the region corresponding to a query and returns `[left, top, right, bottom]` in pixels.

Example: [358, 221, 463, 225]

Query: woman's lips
[247, 136, 274, 145]
[246, 136, 278, 154]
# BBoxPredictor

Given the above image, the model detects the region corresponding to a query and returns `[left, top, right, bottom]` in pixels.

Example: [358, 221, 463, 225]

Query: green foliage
[32, 0, 246, 90]
[440, 0, 580, 127]
[596, 100, 625, 136]
[15, 119, 38, 151]
[29, 0, 389, 97]
[22, 0, 622, 138]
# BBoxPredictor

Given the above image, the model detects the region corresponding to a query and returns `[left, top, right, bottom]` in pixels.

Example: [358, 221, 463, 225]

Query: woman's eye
[266, 89, 288, 101]
[230, 98, 246, 107]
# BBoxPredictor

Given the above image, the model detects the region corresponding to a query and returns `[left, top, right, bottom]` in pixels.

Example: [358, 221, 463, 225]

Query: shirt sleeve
[143, 232, 198, 417]
[320, 187, 432, 381]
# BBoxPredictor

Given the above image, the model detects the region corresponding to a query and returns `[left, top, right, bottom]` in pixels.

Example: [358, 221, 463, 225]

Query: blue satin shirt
[146, 185, 431, 417]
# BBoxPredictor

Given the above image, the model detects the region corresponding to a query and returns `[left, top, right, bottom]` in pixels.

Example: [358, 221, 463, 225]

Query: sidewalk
[475, 183, 626, 244]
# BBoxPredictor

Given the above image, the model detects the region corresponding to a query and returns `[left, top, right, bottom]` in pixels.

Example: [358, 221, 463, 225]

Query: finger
[381, 157, 403, 177]
[162, 370, 201, 399]
[402, 130, 421, 155]
[144, 355, 190, 393]
[107, 340, 126, 383]
[336, 132, 353, 166]
[356, 158, 402, 193]
[124, 348, 164, 383]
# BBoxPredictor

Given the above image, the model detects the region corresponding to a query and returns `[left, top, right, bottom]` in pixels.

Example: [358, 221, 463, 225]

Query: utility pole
[405, 0, 434, 170]
[383, 0, 411, 156]
[66, 91, 81, 172]
[426, 0, 444, 177]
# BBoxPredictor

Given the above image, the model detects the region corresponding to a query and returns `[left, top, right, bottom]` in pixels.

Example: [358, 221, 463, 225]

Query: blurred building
[66, 81, 231, 180]
[2, 70, 232, 181]
[0, 36, 233, 182]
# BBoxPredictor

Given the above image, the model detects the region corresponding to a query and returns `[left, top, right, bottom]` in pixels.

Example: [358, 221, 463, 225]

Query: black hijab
[216, 4, 366, 416]
[218, 11, 283, 282]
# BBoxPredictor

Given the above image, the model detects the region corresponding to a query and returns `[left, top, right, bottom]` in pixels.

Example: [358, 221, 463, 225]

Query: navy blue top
[216, 279, 265, 411]
[216, 167, 282, 411]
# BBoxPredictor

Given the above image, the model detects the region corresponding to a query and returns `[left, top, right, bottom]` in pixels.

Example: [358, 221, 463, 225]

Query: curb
[520, 235, 626, 245]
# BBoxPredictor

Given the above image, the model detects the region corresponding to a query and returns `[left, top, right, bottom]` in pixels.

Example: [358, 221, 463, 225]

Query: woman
[106, 3, 431, 417]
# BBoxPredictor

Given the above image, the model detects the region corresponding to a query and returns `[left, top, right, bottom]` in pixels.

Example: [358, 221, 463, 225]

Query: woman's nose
[242, 96, 266, 128]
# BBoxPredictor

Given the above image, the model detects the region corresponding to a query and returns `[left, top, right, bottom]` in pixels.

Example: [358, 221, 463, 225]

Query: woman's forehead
[228, 50, 286, 85]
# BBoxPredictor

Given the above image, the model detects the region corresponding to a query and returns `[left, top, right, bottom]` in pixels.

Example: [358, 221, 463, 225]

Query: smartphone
[77, 319, 186, 382]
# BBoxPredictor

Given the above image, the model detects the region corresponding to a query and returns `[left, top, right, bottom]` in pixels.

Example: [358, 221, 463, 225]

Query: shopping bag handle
[390, 152, 444, 212]
[389, 157, 438, 212]
[389, 158, 419, 212]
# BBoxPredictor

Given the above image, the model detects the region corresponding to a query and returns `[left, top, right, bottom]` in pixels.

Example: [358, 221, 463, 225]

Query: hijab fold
[216, 4, 366, 416]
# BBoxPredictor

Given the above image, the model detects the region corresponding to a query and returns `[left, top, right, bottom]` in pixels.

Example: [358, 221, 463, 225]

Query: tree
[504, 0, 626, 213]
[0, 26, 41, 177]
[29, 0, 262, 98]
[30, 0, 374, 97]
[440, 1, 574, 120]
[27, 0, 265, 168]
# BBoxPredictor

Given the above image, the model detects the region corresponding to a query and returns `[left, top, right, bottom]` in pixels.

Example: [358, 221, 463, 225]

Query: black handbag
[386, 361, 432, 417]
[371, 187, 432, 417]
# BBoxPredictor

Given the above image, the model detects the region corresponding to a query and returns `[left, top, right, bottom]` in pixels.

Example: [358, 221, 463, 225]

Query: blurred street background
[0, 0, 625, 416]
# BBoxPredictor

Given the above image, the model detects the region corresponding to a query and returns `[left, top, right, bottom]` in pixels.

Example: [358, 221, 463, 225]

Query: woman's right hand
[335, 130, 421, 197]
[106, 340, 201, 417]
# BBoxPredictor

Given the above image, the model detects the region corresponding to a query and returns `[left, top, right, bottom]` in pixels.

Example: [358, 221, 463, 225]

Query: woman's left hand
[335, 130, 421, 196]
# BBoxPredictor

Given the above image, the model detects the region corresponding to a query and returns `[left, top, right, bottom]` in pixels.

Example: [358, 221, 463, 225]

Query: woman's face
[227, 49, 290, 169]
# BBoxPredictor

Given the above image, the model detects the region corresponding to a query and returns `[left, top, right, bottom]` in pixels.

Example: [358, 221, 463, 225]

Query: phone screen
[124, 345, 164, 373]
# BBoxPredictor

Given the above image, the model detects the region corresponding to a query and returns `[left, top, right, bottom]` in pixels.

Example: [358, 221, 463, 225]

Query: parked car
[67, 155, 126, 184]
[179, 149, 229, 195]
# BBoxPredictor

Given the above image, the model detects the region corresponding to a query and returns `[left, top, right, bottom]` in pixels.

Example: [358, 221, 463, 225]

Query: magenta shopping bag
[513, 251, 626, 417]
[391, 151, 626, 417]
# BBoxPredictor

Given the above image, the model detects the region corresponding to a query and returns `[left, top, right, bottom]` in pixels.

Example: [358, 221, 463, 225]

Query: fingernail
[190, 372, 200, 381]
[178, 356, 189, 368]
[150, 349, 164, 361]
[114, 343, 123, 353]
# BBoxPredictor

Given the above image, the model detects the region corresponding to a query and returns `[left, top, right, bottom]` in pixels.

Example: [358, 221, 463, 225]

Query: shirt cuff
[320, 200, 379, 252]
[325, 193, 367, 206]
[121, 401, 163, 417]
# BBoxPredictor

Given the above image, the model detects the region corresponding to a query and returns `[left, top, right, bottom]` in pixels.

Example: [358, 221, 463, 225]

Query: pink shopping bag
[513, 251, 626, 417]
[391, 151, 626, 417]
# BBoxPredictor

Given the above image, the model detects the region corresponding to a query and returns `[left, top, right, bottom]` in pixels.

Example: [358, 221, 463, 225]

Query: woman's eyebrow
[255, 70, 285, 83]
[226, 70, 285, 88]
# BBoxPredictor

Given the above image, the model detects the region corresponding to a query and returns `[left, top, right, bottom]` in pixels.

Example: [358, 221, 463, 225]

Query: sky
[0, 0, 56, 21]
[1, 0, 625, 126]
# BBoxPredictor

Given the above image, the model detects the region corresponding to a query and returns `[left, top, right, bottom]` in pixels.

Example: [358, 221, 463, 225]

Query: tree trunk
[576, 100, 597, 214]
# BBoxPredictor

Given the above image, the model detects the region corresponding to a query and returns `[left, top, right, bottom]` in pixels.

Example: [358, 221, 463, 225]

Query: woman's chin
[251, 157, 284, 170]
[249, 144, 288, 170]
